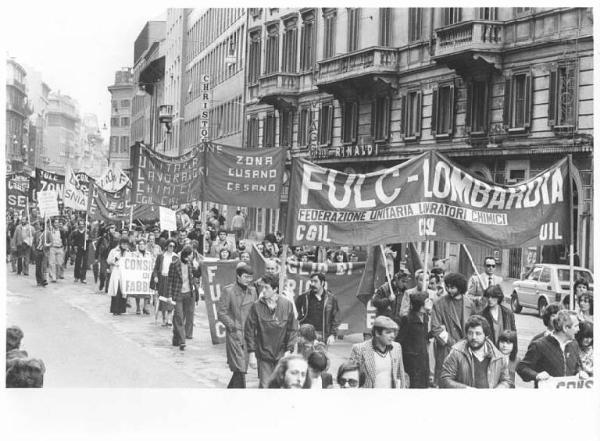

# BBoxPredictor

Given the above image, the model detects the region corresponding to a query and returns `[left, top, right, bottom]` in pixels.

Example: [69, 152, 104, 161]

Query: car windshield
[557, 269, 593, 284]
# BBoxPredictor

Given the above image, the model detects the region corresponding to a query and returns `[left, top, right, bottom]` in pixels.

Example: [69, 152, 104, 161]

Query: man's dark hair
[299, 323, 317, 342]
[575, 321, 593, 347]
[409, 294, 427, 312]
[498, 330, 519, 361]
[336, 361, 365, 387]
[443, 273, 468, 294]
[6, 358, 45, 388]
[7, 326, 24, 352]
[236, 209, 241, 215]
[267, 354, 311, 389]
[483, 285, 505, 303]
[574, 279, 590, 291]
[465, 315, 491, 338]
[261, 273, 280, 290]
[542, 303, 562, 327]
[577, 292, 593, 312]
[181, 246, 193, 259]
[309, 272, 326, 283]
[307, 351, 328, 373]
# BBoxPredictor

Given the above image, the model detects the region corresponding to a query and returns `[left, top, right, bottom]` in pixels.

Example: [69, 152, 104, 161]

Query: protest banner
[119, 255, 153, 296]
[34, 168, 64, 203]
[200, 260, 239, 344]
[6, 175, 29, 210]
[96, 163, 130, 192]
[204, 143, 285, 209]
[88, 182, 158, 222]
[538, 376, 594, 389]
[286, 151, 570, 248]
[38, 190, 59, 217]
[64, 166, 88, 211]
[159, 206, 177, 232]
[131, 142, 204, 207]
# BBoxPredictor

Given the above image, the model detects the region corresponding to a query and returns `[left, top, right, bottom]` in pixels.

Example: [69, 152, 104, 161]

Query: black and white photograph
[2, 3, 598, 440]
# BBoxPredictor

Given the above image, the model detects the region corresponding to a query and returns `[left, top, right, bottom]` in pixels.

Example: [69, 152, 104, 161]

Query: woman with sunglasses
[151, 239, 178, 326]
[336, 361, 364, 388]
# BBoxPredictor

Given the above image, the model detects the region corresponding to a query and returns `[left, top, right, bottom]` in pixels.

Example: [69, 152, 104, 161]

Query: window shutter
[327, 104, 334, 145]
[503, 77, 512, 129]
[449, 81, 456, 136]
[548, 67, 557, 128]
[370, 99, 375, 138]
[524, 71, 532, 129]
[416, 91, 422, 138]
[384, 97, 391, 141]
[400, 94, 406, 138]
[353, 102, 358, 143]
[430, 88, 438, 136]
[465, 81, 472, 135]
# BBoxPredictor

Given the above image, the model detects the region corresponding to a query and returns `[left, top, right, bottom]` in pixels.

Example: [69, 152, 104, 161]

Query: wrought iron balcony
[432, 20, 504, 72]
[316, 47, 399, 98]
[257, 73, 300, 109]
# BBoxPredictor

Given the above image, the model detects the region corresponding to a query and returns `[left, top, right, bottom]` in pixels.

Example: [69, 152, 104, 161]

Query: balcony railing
[258, 72, 300, 97]
[433, 20, 504, 58]
[317, 47, 399, 85]
[7, 78, 26, 93]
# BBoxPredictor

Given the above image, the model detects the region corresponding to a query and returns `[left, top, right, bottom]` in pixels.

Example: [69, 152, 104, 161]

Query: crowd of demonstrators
[6, 326, 46, 388]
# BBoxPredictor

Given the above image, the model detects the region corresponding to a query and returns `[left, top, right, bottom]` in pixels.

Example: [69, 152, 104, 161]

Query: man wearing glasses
[467, 256, 503, 312]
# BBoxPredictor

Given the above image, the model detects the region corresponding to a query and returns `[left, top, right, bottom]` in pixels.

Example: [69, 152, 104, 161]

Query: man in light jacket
[439, 315, 512, 388]
[14, 216, 35, 276]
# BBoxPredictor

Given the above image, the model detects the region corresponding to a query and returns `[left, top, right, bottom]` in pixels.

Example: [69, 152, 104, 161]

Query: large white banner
[538, 375, 594, 389]
[37, 190, 59, 217]
[64, 165, 88, 210]
[119, 256, 153, 296]
[159, 206, 177, 232]
[96, 164, 130, 192]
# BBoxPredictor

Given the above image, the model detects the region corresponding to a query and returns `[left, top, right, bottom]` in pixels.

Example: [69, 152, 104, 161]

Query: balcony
[316, 47, 399, 99]
[6, 101, 32, 118]
[257, 73, 300, 110]
[7, 78, 26, 93]
[432, 20, 504, 73]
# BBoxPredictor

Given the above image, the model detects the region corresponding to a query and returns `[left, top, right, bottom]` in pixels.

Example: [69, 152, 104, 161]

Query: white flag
[64, 165, 88, 211]
[96, 163, 130, 193]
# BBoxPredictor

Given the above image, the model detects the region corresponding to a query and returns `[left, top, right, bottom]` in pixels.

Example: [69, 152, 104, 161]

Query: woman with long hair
[576, 292, 593, 323]
[267, 354, 311, 389]
[576, 321, 593, 377]
[107, 238, 131, 315]
[151, 239, 177, 326]
[497, 330, 519, 388]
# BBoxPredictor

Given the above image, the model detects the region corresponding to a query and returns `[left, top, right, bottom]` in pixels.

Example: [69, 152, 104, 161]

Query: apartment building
[6, 58, 32, 173]
[44, 91, 81, 175]
[108, 68, 135, 169]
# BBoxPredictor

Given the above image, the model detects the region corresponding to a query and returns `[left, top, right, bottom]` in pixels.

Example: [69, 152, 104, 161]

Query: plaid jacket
[166, 257, 197, 301]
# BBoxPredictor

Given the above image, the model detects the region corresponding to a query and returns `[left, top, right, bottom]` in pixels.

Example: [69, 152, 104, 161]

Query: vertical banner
[204, 143, 285, 209]
[96, 163, 130, 192]
[88, 181, 158, 222]
[64, 165, 89, 211]
[34, 168, 65, 203]
[200, 260, 239, 344]
[119, 255, 153, 296]
[38, 190, 59, 217]
[159, 206, 177, 231]
[6, 175, 29, 210]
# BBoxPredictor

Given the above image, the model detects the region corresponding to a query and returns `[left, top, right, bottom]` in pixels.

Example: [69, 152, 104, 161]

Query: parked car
[510, 264, 594, 316]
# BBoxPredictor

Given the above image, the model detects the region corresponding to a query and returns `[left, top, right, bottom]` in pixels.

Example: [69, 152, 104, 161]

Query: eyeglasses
[338, 378, 359, 387]
[486, 264, 496, 268]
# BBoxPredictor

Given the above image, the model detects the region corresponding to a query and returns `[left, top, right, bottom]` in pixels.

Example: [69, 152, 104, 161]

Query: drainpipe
[429, 8, 435, 56]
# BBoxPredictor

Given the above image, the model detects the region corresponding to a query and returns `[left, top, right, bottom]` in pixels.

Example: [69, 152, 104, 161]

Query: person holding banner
[107, 238, 131, 315]
[132, 238, 153, 315]
[517, 310, 587, 387]
[151, 240, 177, 327]
[295, 273, 339, 345]
[217, 262, 258, 388]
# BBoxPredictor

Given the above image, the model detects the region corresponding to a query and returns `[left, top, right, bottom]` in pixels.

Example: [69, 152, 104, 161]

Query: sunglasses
[486, 264, 496, 268]
[338, 378, 359, 387]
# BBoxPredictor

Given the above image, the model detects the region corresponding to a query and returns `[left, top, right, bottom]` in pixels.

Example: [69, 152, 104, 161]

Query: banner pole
[461, 243, 482, 281]
[129, 205, 134, 230]
[422, 240, 429, 292]
[84, 211, 88, 251]
[379, 244, 394, 296]
[568, 154, 575, 311]
[279, 244, 288, 296]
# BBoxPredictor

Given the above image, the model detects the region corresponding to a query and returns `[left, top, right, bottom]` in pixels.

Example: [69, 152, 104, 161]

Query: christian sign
[204, 143, 285, 209]
[131, 143, 204, 207]
[286, 151, 570, 248]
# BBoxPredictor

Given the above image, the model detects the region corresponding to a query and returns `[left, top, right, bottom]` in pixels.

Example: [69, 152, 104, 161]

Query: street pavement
[6, 265, 542, 388]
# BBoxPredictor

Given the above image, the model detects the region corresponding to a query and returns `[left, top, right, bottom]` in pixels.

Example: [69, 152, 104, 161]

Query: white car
[510, 264, 593, 316]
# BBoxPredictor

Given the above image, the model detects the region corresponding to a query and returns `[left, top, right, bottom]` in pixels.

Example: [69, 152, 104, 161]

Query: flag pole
[568, 154, 575, 311]
[379, 244, 394, 296]
[422, 240, 429, 292]
[461, 243, 482, 281]
[84, 211, 88, 251]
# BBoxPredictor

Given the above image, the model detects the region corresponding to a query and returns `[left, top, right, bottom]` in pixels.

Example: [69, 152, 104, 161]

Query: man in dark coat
[217, 262, 257, 388]
[166, 246, 198, 350]
[295, 272, 339, 345]
[431, 272, 475, 386]
[71, 220, 89, 283]
[371, 268, 409, 321]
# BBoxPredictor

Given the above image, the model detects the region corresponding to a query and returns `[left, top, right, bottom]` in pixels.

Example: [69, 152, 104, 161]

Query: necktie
[488, 276, 493, 288]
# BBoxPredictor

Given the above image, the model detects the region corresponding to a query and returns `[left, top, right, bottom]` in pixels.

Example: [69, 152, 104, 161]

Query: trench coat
[106, 247, 131, 297]
[217, 282, 258, 373]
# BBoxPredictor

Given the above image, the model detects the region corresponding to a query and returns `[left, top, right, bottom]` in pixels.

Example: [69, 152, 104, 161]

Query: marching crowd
[6, 205, 594, 389]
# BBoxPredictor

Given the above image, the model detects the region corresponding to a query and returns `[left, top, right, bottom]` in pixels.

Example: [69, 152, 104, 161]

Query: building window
[247, 115, 259, 148]
[342, 101, 358, 144]
[431, 82, 456, 137]
[373, 96, 391, 142]
[248, 31, 262, 84]
[282, 18, 298, 73]
[110, 117, 119, 127]
[300, 11, 316, 71]
[379, 8, 392, 46]
[347, 8, 360, 52]
[298, 106, 313, 147]
[111, 100, 119, 111]
[120, 99, 131, 108]
[279, 109, 293, 147]
[119, 136, 129, 153]
[323, 9, 337, 59]
[110, 136, 119, 152]
[466, 80, 489, 135]
[514, 7, 532, 17]
[265, 24, 280, 75]
[442, 8, 462, 26]
[120, 117, 130, 127]
[478, 8, 498, 20]
[318, 102, 334, 146]
[503, 71, 532, 131]
[401, 90, 422, 139]
[548, 62, 577, 129]
[408, 8, 423, 42]
[263, 113, 276, 147]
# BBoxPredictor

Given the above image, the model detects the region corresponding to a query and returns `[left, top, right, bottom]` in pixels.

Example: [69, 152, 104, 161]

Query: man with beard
[71, 220, 89, 283]
[245, 273, 297, 388]
[431, 272, 475, 386]
[295, 272, 339, 345]
[439, 315, 512, 388]
[371, 268, 410, 320]
[166, 246, 198, 350]
[187, 221, 204, 255]
[217, 262, 258, 388]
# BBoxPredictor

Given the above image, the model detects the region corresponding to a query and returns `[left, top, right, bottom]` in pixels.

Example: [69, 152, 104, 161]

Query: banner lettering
[120, 256, 153, 295]
[538, 376, 594, 389]
[200, 260, 236, 344]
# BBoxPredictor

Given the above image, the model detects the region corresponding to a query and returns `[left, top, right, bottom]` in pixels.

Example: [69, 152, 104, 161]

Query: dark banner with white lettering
[131, 143, 204, 207]
[89, 182, 158, 223]
[6, 173, 29, 210]
[286, 151, 570, 248]
[34, 168, 64, 203]
[204, 144, 285, 209]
